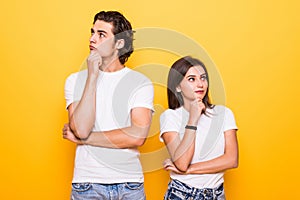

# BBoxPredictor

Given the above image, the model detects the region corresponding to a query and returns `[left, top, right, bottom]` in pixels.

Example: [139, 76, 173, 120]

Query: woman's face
[177, 65, 208, 103]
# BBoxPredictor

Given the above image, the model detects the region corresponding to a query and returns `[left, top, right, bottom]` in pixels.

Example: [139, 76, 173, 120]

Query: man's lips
[89, 45, 96, 50]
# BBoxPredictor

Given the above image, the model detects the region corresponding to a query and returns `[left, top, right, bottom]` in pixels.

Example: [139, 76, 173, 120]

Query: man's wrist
[87, 73, 99, 81]
[75, 135, 89, 145]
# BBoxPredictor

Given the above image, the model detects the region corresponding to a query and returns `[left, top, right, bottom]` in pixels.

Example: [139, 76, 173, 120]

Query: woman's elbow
[174, 162, 189, 173]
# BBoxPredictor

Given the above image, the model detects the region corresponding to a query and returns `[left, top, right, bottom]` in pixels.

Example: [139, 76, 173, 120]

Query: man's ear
[115, 39, 125, 49]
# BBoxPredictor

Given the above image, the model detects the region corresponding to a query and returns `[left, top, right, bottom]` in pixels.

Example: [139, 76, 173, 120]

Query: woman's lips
[195, 90, 204, 94]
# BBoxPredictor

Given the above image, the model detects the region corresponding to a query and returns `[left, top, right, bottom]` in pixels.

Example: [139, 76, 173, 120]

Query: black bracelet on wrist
[185, 125, 197, 131]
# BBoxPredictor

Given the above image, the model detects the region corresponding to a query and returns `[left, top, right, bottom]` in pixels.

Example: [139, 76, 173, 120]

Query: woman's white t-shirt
[160, 105, 237, 189]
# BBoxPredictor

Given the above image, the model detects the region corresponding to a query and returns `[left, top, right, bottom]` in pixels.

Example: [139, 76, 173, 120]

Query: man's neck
[100, 57, 124, 72]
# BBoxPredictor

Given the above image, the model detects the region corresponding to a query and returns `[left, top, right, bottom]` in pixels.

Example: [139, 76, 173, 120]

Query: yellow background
[1, 0, 299, 199]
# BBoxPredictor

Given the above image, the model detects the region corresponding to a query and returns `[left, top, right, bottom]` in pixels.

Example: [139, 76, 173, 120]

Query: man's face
[89, 20, 117, 58]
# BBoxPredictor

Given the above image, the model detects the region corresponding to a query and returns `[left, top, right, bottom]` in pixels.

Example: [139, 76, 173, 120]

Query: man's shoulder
[65, 69, 88, 83]
[122, 67, 152, 85]
[67, 69, 88, 78]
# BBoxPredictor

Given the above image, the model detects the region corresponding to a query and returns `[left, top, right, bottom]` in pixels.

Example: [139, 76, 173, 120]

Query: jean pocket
[72, 183, 92, 192]
[125, 182, 144, 190]
[166, 188, 188, 200]
[215, 184, 224, 197]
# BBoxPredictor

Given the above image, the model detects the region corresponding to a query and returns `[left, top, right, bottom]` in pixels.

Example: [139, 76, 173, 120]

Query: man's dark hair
[93, 11, 134, 64]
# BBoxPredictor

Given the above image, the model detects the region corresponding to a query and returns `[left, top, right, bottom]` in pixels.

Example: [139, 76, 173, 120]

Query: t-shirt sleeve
[64, 74, 75, 109]
[159, 110, 180, 142]
[129, 80, 154, 112]
[224, 107, 238, 132]
[64, 71, 86, 109]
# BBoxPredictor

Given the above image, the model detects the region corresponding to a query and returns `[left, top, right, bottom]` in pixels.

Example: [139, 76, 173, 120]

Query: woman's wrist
[185, 125, 197, 131]
[186, 165, 192, 174]
[187, 119, 198, 126]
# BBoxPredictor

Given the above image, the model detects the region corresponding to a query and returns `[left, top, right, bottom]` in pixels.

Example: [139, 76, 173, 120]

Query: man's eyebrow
[90, 28, 108, 34]
[97, 30, 107, 34]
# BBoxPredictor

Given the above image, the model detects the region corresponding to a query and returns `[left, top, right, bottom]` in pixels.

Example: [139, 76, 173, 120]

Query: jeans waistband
[171, 179, 224, 196]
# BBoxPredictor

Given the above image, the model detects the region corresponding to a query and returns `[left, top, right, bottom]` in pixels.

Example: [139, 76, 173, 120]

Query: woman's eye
[201, 75, 207, 81]
[188, 77, 195, 81]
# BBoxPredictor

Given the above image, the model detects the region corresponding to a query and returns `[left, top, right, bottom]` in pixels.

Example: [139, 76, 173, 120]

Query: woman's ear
[115, 39, 125, 49]
[176, 86, 181, 93]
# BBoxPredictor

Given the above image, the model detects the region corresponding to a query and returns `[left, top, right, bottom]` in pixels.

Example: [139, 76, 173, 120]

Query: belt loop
[192, 187, 197, 197]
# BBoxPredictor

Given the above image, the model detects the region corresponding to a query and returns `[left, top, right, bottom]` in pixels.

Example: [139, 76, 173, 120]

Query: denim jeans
[164, 179, 225, 200]
[71, 182, 145, 200]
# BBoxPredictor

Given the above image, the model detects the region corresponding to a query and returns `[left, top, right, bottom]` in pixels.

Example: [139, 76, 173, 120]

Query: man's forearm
[69, 74, 98, 139]
[84, 125, 149, 148]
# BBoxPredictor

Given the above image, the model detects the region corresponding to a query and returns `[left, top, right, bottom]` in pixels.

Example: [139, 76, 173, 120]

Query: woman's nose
[197, 79, 203, 88]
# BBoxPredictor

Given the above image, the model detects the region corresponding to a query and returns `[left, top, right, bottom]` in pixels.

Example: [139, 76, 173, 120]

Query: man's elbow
[75, 131, 90, 140]
[129, 127, 148, 147]
[228, 157, 239, 169]
[232, 159, 239, 168]
[69, 123, 90, 140]
[133, 138, 146, 147]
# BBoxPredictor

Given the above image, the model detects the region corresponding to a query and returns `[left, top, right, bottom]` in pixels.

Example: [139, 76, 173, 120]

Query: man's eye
[99, 33, 105, 38]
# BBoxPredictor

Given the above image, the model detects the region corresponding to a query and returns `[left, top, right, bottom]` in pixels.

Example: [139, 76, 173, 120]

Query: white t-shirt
[160, 105, 237, 189]
[64, 67, 154, 183]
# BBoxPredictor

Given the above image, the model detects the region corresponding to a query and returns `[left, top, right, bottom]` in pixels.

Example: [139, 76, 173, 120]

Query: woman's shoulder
[161, 107, 183, 117]
[160, 108, 183, 131]
[211, 105, 233, 112]
[160, 107, 185, 123]
[210, 105, 236, 119]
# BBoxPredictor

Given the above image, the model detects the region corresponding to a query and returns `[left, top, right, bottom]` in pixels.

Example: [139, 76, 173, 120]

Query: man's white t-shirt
[65, 67, 154, 183]
[160, 105, 237, 189]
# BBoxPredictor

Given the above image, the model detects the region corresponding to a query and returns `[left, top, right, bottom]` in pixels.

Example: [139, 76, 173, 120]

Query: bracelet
[185, 125, 197, 131]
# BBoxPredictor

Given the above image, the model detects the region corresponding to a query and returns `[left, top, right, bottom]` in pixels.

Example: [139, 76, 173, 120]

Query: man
[62, 11, 154, 200]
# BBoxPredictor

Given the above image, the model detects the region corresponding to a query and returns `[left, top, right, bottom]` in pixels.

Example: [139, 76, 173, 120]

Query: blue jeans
[164, 179, 225, 200]
[71, 182, 145, 200]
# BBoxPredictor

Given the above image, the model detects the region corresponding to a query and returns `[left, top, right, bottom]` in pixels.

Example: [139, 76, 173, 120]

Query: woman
[160, 56, 238, 200]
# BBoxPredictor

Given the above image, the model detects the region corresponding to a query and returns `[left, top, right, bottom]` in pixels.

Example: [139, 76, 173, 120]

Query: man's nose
[90, 34, 96, 43]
